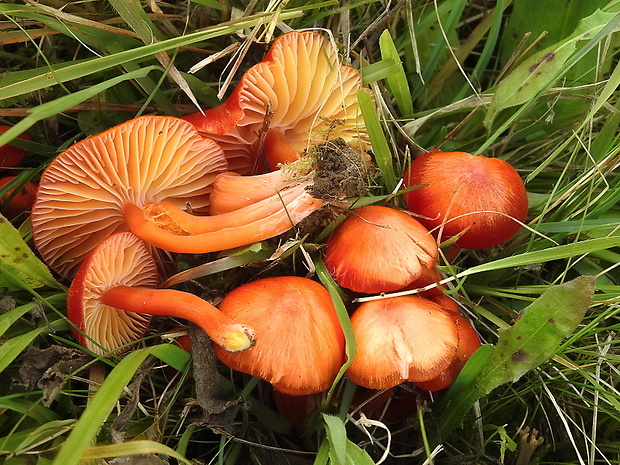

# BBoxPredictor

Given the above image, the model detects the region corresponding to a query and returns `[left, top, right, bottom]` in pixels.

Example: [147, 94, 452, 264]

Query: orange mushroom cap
[68, 232, 254, 356]
[403, 149, 528, 249]
[213, 276, 346, 396]
[323, 205, 439, 294]
[31, 115, 228, 278]
[346, 295, 459, 390]
[184, 30, 370, 174]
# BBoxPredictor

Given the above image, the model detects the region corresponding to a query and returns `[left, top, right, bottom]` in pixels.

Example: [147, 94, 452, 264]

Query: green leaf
[323, 414, 348, 465]
[379, 30, 414, 116]
[344, 440, 375, 465]
[0, 215, 60, 290]
[438, 276, 596, 437]
[484, 9, 620, 129]
[484, 41, 576, 129]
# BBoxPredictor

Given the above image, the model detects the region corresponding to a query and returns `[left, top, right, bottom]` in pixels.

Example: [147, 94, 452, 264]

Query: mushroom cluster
[17, 30, 529, 424]
[25, 31, 370, 364]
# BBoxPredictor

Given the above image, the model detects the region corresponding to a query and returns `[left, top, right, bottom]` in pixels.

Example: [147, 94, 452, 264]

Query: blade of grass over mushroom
[379, 30, 414, 117]
[0, 215, 60, 290]
[81, 440, 191, 464]
[51, 344, 189, 465]
[436, 276, 596, 438]
[356, 236, 620, 303]
[357, 89, 397, 192]
[315, 258, 355, 405]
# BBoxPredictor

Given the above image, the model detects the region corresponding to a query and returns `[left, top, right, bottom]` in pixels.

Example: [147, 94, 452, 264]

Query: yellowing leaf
[0, 215, 60, 290]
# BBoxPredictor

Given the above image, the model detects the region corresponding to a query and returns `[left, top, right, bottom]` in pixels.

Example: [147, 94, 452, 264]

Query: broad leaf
[0, 215, 60, 290]
[438, 275, 596, 437]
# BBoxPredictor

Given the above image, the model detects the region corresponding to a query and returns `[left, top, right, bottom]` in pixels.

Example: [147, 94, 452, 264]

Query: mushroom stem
[123, 182, 324, 253]
[101, 286, 254, 352]
[209, 169, 297, 215]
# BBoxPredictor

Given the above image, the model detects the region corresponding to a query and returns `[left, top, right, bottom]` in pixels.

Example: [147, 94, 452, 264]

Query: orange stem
[210, 169, 297, 215]
[123, 184, 324, 253]
[101, 286, 254, 352]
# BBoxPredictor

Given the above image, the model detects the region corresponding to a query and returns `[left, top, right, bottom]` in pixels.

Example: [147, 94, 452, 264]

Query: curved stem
[124, 184, 324, 253]
[101, 286, 254, 352]
[210, 169, 297, 215]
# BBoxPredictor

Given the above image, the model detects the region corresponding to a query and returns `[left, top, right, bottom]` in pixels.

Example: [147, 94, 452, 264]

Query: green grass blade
[0, 328, 47, 373]
[357, 89, 397, 192]
[379, 30, 414, 116]
[0, 303, 37, 338]
[0, 9, 303, 103]
[81, 440, 191, 464]
[50, 344, 189, 465]
[460, 237, 620, 278]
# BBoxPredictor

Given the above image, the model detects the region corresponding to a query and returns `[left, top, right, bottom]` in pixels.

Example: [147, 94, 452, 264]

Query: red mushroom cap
[346, 295, 459, 390]
[403, 149, 528, 249]
[323, 205, 439, 294]
[213, 276, 346, 396]
[0, 176, 38, 219]
[0, 125, 31, 172]
[184, 31, 370, 174]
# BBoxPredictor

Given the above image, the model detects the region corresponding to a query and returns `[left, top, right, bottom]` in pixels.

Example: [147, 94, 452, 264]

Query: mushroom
[0, 125, 31, 173]
[68, 232, 254, 356]
[184, 30, 370, 174]
[403, 149, 528, 249]
[0, 176, 37, 219]
[31, 115, 324, 278]
[323, 205, 439, 294]
[213, 276, 346, 396]
[414, 313, 481, 391]
[31, 115, 226, 277]
[346, 295, 459, 390]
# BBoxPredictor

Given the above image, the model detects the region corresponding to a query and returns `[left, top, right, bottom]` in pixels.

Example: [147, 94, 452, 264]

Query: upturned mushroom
[403, 149, 528, 249]
[346, 295, 459, 390]
[184, 30, 370, 174]
[213, 276, 346, 396]
[68, 232, 254, 356]
[323, 205, 439, 294]
[31, 115, 324, 278]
